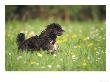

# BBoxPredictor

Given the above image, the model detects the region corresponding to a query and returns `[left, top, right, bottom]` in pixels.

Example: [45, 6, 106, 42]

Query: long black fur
[16, 23, 64, 52]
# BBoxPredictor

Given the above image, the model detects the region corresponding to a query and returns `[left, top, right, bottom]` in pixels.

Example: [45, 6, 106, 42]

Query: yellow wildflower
[30, 61, 36, 65]
[57, 38, 67, 44]
[57, 39, 63, 44]
[27, 31, 35, 38]
[83, 62, 87, 66]
[82, 60, 88, 67]
[77, 45, 81, 48]
[83, 36, 90, 41]
[88, 43, 93, 47]
[71, 34, 77, 38]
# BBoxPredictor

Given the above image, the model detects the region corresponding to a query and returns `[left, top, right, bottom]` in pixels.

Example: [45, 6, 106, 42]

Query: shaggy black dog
[16, 23, 64, 53]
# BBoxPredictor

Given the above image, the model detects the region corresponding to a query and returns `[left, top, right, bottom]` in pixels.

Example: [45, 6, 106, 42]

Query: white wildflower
[53, 54, 57, 57]
[37, 53, 42, 57]
[56, 64, 61, 68]
[17, 56, 22, 61]
[41, 66, 45, 69]
[8, 53, 11, 56]
[36, 63, 39, 65]
[48, 65, 52, 68]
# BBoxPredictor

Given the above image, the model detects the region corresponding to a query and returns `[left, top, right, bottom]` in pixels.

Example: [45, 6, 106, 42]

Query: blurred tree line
[5, 5, 106, 21]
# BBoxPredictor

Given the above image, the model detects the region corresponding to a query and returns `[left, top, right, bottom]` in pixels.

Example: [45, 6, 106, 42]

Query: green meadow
[5, 20, 106, 71]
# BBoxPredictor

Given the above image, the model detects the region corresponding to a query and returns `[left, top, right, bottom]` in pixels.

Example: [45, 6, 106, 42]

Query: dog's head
[46, 23, 64, 36]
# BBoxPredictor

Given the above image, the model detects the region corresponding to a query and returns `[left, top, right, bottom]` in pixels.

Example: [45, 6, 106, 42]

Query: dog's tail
[16, 33, 25, 46]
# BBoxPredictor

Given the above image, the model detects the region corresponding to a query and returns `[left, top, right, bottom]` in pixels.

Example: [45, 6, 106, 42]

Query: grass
[5, 19, 106, 71]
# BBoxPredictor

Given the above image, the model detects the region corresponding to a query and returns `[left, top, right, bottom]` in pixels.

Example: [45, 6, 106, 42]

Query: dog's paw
[48, 42, 59, 53]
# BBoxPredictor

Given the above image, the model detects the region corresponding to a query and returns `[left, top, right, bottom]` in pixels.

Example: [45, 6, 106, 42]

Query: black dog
[16, 23, 64, 53]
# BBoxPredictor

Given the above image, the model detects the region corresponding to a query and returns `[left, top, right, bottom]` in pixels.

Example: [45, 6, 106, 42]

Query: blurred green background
[5, 5, 106, 21]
